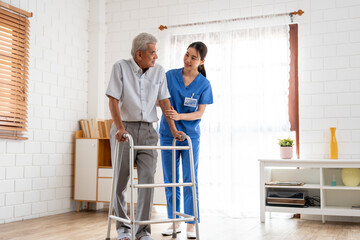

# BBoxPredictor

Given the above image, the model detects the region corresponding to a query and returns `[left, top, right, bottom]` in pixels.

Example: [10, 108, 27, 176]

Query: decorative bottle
[329, 127, 338, 159]
[331, 174, 336, 186]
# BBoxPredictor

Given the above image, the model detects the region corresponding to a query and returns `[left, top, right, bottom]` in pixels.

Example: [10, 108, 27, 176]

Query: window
[0, 2, 32, 140]
[165, 19, 299, 216]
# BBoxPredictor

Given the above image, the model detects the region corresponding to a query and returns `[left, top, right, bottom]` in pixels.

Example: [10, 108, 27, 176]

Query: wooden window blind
[0, 2, 32, 140]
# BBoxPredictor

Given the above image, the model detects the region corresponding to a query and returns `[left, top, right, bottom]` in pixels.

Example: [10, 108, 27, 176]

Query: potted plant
[278, 138, 294, 159]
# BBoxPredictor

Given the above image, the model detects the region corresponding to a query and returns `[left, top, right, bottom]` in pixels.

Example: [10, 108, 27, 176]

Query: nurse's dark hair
[187, 41, 207, 77]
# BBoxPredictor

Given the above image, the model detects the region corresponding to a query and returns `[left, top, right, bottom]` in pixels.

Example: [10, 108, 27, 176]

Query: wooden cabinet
[73, 131, 166, 210]
[259, 159, 360, 223]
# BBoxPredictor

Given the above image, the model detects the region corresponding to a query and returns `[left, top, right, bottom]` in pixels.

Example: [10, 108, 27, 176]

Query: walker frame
[105, 133, 200, 240]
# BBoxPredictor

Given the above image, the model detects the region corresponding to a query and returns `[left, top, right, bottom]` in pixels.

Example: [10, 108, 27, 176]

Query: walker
[105, 133, 200, 240]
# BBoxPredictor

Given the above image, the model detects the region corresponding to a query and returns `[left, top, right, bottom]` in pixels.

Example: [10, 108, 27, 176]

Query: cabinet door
[74, 139, 98, 201]
[98, 178, 112, 202]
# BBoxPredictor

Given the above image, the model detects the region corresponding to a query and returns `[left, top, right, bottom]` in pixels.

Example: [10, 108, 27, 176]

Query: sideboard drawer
[98, 168, 112, 178]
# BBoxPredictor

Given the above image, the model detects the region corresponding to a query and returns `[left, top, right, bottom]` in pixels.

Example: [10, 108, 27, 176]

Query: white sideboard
[74, 131, 166, 211]
[259, 159, 360, 223]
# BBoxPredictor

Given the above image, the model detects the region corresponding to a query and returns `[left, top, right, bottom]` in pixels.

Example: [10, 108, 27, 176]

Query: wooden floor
[1, 207, 360, 240]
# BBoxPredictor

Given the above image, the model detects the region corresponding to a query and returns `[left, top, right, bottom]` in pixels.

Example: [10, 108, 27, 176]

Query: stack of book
[79, 119, 113, 138]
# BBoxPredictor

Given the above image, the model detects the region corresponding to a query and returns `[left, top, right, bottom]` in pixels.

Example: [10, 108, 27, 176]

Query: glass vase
[329, 127, 338, 159]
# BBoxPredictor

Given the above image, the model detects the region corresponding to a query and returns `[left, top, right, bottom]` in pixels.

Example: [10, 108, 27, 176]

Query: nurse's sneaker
[161, 223, 181, 236]
[187, 231, 196, 239]
[186, 223, 196, 239]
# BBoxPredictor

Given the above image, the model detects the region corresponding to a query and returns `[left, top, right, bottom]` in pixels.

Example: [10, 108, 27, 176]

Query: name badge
[184, 93, 197, 108]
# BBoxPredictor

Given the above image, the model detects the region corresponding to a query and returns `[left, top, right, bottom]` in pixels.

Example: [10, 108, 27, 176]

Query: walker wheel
[172, 232, 177, 238]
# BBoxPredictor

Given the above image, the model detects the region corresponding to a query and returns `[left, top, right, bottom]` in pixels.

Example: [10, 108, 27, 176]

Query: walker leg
[187, 137, 200, 240]
[172, 142, 177, 239]
[105, 201, 113, 240]
[106, 141, 120, 240]
[129, 141, 136, 240]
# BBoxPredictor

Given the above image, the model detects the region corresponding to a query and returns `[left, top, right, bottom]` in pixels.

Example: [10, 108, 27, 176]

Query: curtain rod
[0, 1, 33, 17]
[159, 9, 304, 31]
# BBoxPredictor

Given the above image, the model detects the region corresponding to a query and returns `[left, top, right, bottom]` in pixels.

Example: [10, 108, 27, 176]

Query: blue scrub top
[160, 68, 213, 139]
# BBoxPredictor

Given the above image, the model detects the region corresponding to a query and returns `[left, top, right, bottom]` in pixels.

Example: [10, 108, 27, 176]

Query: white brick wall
[15, 179, 32, 192]
[1, 0, 359, 224]
[104, 0, 360, 161]
[297, 0, 360, 159]
[6, 167, 24, 179]
[0, 0, 88, 223]
[0, 194, 4, 207]
[15, 204, 31, 218]
[5, 192, 23, 206]
[0, 180, 14, 194]
[24, 191, 40, 204]
[0, 168, 5, 180]
[0, 207, 13, 221]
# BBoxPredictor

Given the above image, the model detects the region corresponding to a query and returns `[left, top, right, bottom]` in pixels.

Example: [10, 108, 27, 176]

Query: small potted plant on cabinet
[278, 138, 294, 159]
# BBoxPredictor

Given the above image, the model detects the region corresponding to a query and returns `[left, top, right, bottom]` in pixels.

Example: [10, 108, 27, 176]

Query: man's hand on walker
[115, 128, 128, 142]
[172, 130, 185, 141]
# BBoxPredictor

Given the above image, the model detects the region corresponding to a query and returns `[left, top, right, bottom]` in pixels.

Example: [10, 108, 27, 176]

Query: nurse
[159, 42, 213, 239]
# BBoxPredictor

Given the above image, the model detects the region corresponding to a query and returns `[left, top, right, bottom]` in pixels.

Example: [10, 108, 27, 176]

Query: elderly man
[106, 33, 183, 240]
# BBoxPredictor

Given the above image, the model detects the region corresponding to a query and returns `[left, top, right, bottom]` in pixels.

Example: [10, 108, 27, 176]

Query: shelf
[75, 130, 110, 140]
[323, 206, 355, 210]
[98, 166, 112, 169]
[265, 206, 321, 214]
[260, 158, 360, 223]
[322, 206, 360, 216]
[322, 185, 360, 190]
[265, 184, 320, 189]
[78, 137, 110, 140]
[260, 159, 360, 168]
[266, 205, 360, 216]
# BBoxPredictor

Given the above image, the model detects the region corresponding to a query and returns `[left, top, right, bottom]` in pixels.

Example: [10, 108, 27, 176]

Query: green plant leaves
[278, 138, 294, 147]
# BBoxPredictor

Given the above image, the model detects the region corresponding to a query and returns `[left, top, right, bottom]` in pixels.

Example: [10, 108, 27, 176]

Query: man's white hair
[131, 33, 157, 57]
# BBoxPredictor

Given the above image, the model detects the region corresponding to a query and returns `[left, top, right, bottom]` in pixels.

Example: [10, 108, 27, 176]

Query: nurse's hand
[165, 107, 182, 121]
[172, 130, 185, 141]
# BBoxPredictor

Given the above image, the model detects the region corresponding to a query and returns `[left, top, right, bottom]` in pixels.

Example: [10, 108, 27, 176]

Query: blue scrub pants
[160, 136, 200, 224]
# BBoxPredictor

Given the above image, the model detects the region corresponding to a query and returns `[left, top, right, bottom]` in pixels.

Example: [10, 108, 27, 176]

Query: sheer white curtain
[158, 16, 294, 218]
